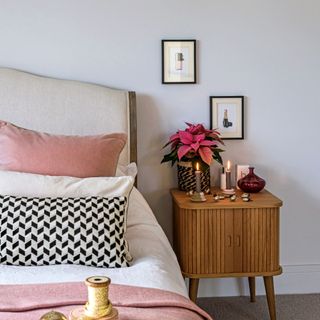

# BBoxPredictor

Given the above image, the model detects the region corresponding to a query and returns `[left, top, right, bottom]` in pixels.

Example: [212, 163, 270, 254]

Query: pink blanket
[0, 282, 212, 320]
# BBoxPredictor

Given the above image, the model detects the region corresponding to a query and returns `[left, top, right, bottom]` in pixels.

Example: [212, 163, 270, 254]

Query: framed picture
[162, 39, 196, 84]
[235, 164, 250, 189]
[210, 96, 244, 139]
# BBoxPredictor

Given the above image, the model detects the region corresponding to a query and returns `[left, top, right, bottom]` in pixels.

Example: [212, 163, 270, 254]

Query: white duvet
[0, 187, 188, 298]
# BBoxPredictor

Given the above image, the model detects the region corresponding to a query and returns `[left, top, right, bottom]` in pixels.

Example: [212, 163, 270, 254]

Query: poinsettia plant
[161, 122, 224, 170]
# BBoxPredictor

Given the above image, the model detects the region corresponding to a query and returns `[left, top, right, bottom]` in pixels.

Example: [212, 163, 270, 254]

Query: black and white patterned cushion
[0, 195, 129, 268]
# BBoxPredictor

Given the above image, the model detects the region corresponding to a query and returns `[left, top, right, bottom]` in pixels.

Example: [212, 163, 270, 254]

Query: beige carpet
[197, 294, 320, 320]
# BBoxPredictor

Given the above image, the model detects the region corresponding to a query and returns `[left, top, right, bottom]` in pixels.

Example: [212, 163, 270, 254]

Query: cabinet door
[233, 209, 243, 272]
[242, 208, 280, 273]
[174, 206, 227, 275]
[173, 205, 280, 276]
[174, 207, 244, 275]
[223, 209, 234, 273]
[223, 209, 243, 273]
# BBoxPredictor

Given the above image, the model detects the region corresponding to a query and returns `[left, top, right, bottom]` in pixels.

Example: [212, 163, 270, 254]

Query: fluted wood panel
[233, 210, 243, 273]
[242, 208, 280, 273]
[173, 204, 280, 276]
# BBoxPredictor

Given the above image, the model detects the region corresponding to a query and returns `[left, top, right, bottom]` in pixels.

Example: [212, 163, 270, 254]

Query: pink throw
[0, 282, 212, 320]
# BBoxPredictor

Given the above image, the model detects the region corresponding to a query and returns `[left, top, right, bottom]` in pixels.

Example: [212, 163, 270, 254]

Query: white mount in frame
[210, 96, 244, 140]
[162, 39, 197, 84]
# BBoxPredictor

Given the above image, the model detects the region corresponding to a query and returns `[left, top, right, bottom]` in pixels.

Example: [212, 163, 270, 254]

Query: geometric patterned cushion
[0, 195, 129, 268]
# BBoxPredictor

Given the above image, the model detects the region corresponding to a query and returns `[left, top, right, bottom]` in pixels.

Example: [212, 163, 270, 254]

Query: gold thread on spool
[84, 276, 113, 318]
[69, 276, 118, 320]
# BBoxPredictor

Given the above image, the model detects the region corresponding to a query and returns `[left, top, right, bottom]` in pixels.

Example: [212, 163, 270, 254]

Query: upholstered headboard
[0, 67, 137, 166]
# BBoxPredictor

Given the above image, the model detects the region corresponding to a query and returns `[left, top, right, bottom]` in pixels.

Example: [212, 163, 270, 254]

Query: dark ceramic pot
[177, 161, 210, 192]
[237, 167, 266, 193]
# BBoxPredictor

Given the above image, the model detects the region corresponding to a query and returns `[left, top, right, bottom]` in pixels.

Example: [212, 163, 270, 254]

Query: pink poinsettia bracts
[162, 122, 224, 167]
[177, 131, 217, 165]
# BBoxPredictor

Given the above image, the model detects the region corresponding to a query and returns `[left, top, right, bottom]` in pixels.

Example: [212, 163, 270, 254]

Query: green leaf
[161, 149, 178, 164]
[162, 140, 173, 149]
[213, 151, 223, 165]
[213, 148, 225, 153]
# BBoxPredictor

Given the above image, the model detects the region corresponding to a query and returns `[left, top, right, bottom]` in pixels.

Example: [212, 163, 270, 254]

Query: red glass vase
[237, 167, 266, 193]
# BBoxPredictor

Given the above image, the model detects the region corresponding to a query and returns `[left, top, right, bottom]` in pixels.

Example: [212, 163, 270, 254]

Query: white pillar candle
[220, 167, 226, 190]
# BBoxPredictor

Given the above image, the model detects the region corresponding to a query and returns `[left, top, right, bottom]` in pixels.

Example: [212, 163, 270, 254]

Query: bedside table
[171, 187, 283, 320]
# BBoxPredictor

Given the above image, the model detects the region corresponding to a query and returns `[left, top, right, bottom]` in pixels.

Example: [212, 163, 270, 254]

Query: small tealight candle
[226, 160, 232, 190]
[195, 162, 201, 193]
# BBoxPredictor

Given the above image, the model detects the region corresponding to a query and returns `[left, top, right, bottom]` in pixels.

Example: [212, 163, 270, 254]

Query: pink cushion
[0, 120, 127, 177]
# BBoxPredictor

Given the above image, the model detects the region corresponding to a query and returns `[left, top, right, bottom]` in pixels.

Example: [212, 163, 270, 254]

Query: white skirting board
[188, 264, 320, 297]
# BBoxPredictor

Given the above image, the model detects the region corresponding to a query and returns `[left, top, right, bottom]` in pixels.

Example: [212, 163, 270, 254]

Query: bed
[0, 67, 210, 320]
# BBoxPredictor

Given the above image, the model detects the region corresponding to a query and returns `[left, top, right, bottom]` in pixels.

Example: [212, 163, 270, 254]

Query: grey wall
[0, 0, 319, 296]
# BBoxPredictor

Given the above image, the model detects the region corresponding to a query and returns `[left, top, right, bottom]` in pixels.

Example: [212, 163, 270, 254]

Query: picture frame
[235, 164, 250, 189]
[210, 96, 244, 139]
[162, 39, 196, 84]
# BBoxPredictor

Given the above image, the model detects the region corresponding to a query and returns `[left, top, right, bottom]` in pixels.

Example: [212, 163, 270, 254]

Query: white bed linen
[0, 187, 188, 298]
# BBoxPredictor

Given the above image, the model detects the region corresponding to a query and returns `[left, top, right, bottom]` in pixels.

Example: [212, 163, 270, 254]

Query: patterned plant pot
[177, 161, 210, 192]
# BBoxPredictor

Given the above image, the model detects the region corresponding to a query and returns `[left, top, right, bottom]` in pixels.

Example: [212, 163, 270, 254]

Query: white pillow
[0, 170, 134, 199]
[116, 162, 138, 178]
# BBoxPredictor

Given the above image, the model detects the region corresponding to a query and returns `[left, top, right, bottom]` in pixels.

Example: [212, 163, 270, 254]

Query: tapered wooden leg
[189, 278, 199, 302]
[264, 276, 277, 320]
[248, 277, 256, 302]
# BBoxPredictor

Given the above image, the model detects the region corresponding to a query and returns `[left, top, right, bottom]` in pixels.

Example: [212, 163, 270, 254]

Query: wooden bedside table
[171, 187, 283, 320]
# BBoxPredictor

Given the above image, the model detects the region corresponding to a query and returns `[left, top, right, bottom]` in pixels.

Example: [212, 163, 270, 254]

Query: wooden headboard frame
[128, 91, 137, 165]
[0, 67, 137, 167]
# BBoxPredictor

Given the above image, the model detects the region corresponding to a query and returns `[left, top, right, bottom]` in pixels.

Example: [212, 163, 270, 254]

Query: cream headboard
[0, 67, 137, 166]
